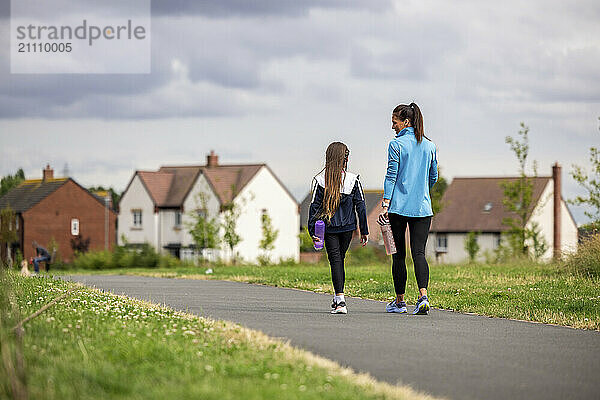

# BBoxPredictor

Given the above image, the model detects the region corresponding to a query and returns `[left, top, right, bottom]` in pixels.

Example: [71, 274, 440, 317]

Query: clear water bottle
[380, 222, 397, 255]
[314, 220, 325, 250]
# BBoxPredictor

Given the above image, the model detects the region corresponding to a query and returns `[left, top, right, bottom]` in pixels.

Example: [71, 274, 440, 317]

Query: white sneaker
[331, 301, 347, 314]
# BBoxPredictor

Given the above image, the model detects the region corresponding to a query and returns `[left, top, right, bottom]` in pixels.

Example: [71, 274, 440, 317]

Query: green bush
[67, 243, 181, 270]
[564, 234, 600, 277]
[346, 244, 388, 266]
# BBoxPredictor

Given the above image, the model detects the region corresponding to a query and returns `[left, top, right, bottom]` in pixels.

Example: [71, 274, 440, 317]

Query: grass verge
[0, 270, 439, 400]
[59, 261, 600, 330]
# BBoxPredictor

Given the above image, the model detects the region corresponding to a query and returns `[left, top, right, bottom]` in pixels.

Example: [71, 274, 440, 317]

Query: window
[175, 211, 182, 227]
[496, 234, 502, 248]
[15, 216, 19, 230]
[132, 210, 142, 227]
[196, 209, 206, 219]
[436, 234, 448, 252]
[71, 219, 79, 235]
[483, 202, 493, 213]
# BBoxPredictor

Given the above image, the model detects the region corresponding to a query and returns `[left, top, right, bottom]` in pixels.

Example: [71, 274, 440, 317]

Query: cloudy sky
[1, 0, 598, 224]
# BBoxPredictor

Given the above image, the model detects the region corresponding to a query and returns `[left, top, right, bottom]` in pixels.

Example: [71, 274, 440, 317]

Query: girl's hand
[361, 234, 369, 246]
[312, 235, 321, 244]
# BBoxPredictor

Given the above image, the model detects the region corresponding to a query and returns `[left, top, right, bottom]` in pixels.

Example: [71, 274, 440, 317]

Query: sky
[1, 0, 599, 224]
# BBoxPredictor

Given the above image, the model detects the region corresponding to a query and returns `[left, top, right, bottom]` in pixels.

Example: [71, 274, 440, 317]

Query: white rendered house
[118, 151, 299, 263]
[426, 163, 578, 263]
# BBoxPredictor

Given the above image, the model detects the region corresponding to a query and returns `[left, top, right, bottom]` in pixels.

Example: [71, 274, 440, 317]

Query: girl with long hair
[308, 142, 369, 314]
[380, 103, 438, 315]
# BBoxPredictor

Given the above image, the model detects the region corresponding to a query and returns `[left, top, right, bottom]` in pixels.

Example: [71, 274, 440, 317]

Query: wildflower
[204, 365, 214, 372]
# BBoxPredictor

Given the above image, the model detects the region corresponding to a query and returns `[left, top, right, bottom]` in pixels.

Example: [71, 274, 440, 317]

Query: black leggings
[324, 231, 354, 294]
[389, 214, 431, 295]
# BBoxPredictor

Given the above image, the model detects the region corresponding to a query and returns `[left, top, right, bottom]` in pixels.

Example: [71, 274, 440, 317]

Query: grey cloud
[151, 0, 391, 18]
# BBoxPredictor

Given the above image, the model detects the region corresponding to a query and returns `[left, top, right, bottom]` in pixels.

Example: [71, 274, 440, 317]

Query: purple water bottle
[314, 220, 325, 250]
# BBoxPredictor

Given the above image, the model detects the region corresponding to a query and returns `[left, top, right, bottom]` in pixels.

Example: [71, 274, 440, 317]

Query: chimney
[43, 164, 54, 181]
[206, 150, 218, 168]
[552, 162, 562, 259]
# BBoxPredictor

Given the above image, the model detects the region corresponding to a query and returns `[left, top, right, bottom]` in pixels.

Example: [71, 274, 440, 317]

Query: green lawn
[58, 260, 600, 330]
[0, 270, 437, 400]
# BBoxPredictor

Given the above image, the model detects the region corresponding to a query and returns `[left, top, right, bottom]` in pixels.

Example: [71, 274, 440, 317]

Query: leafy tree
[569, 117, 600, 232]
[222, 201, 242, 263]
[88, 186, 121, 211]
[186, 192, 220, 262]
[0, 168, 25, 197]
[464, 231, 480, 263]
[527, 222, 548, 261]
[431, 167, 448, 214]
[258, 210, 279, 265]
[0, 206, 18, 266]
[502, 123, 538, 256]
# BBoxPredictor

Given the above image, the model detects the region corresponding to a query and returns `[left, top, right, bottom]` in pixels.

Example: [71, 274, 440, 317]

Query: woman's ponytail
[392, 102, 426, 144]
[409, 103, 424, 143]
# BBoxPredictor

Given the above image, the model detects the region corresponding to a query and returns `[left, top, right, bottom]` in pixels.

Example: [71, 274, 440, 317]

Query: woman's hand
[378, 201, 389, 225]
[361, 234, 369, 246]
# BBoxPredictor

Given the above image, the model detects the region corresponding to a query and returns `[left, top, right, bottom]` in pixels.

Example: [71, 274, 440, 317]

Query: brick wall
[23, 180, 117, 263]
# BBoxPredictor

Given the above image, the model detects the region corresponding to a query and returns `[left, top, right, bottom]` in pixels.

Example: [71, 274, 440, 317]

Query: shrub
[346, 245, 388, 266]
[564, 234, 600, 278]
[67, 243, 181, 270]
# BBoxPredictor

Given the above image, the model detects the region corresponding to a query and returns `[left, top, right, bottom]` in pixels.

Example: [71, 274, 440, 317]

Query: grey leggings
[389, 214, 431, 294]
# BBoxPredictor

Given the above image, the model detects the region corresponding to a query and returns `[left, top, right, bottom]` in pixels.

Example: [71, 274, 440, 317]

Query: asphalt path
[62, 275, 600, 400]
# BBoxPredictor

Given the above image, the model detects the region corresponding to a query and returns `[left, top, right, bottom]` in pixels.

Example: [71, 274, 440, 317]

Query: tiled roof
[202, 165, 263, 204]
[0, 179, 68, 213]
[135, 164, 265, 207]
[158, 166, 202, 206]
[137, 172, 174, 206]
[431, 177, 551, 233]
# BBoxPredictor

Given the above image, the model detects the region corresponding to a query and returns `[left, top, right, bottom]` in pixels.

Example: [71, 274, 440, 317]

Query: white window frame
[436, 234, 448, 253]
[133, 210, 142, 227]
[71, 218, 79, 236]
[175, 211, 182, 228]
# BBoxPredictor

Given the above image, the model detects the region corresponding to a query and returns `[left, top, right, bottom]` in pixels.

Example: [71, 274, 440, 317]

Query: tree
[258, 210, 279, 265]
[527, 222, 548, 261]
[502, 123, 537, 256]
[431, 167, 448, 214]
[0, 206, 18, 267]
[569, 117, 600, 232]
[186, 192, 220, 263]
[0, 168, 25, 197]
[222, 201, 242, 263]
[87, 186, 121, 212]
[464, 231, 480, 263]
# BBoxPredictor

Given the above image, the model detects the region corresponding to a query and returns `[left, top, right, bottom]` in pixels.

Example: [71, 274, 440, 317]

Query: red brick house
[0, 165, 117, 264]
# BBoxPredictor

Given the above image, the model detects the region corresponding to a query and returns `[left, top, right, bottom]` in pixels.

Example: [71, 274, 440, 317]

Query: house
[427, 163, 578, 263]
[0, 165, 117, 263]
[118, 151, 299, 263]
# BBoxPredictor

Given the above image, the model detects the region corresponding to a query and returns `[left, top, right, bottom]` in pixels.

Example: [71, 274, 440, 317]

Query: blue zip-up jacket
[383, 127, 438, 217]
[308, 171, 369, 236]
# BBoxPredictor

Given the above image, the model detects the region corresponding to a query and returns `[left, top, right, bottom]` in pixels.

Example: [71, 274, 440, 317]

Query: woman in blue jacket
[380, 103, 438, 315]
[308, 142, 369, 314]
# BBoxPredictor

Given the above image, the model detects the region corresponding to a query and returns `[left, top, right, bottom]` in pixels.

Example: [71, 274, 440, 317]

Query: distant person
[380, 103, 438, 315]
[308, 142, 369, 314]
[32, 241, 51, 274]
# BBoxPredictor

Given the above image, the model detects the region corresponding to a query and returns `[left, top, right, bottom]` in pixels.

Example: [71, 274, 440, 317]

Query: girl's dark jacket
[308, 171, 369, 237]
